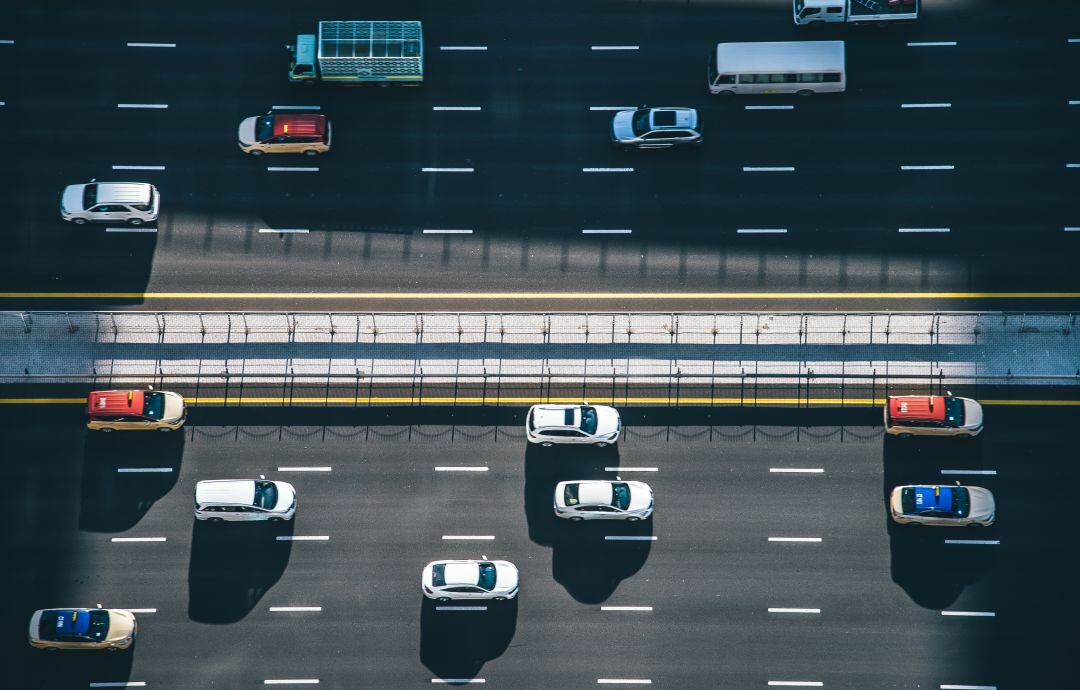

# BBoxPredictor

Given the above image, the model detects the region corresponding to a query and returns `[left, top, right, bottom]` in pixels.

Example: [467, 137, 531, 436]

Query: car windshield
[477, 562, 497, 591]
[944, 397, 965, 426]
[951, 487, 971, 517]
[256, 114, 275, 142]
[631, 109, 651, 136]
[579, 407, 598, 435]
[142, 391, 165, 418]
[611, 483, 631, 510]
[254, 481, 278, 509]
[82, 184, 97, 209]
[563, 483, 580, 505]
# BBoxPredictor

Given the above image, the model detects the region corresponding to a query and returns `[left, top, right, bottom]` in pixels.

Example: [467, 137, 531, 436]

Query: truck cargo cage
[317, 20, 423, 81]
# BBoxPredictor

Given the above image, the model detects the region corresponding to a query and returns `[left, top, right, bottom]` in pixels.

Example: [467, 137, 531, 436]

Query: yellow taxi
[86, 388, 186, 432]
[238, 111, 331, 156]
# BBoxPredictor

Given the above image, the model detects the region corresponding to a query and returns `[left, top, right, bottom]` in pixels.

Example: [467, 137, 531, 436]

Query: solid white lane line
[908, 41, 957, 46]
[1070, 101, 1080, 105]
[105, 227, 158, 233]
[583, 167, 634, 172]
[112, 165, 165, 170]
[264, 681, 319, 686]
[601, 606, 652, 611]
[604, 535, 657, 541]
[746, 105, 794, 110]
[769, 537, 822, 543]
[899, 227, 950, 233]
[901, 165, 955, 170]
[901, 102, 951, 109]
[0, 40, 14, 44]
[267, 167, 318, 172]
[435, 466, 489, 472]
[272, 105, 320, 110]
[127, 42, 175, 48]
[769, 608, 821, 614]
[1068, 164, 1080, 168]
[432, 680, 486, 684]
[117, 467, 173, 473]
[442, 535, 495, 540]
[743, 166, 795, 172]
[269, 606, 322, 612]
[276, 535, 330, 541]
[945, 539, 1000, 545]
[583, 229, 632, 234]
[605, 466, 658, 472]
[117, 103, 167, 109]
[1066, 227, 1080, 232]
[738, 228, 787, 234]
[259, 228, 309, 234]
[597, 681, 651, 685]
[123, 608, 157, 613]
[423, 229, 473, 234]
[942, 610, 995, 617]
[421, 167, 474, 172]
[590, 106, 635, 111]
[89, 684, 147, 688]
[769, 468, 824, 474]
[440, 46, 487, 51]
[436, 606, 488, 611]
[433, 106, 482, 111]
[278, 466, 332, 472]
[111, 537, 166, 542]
[940, 685, 997, 689]
[941, 469, 997, 475]
[591, 45, 639, 51]
[768, 684, 823, 688]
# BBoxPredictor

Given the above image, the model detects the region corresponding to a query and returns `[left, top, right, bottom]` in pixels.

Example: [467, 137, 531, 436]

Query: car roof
[908, 485, 955, 513]
[576, 482, 615, 506]
[94, 182, 153, 205]
[650, 108, 694, 130]
[88, 390, 145, 415]
[272, 113, 326, 138]
[888, 396, 946, 421]
[195, 480, 256, 505]
[532, 405, 580, 428]
[442, 562, 480, 586]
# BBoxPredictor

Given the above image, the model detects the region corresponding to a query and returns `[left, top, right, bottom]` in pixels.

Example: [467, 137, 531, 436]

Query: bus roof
[715, 40, 844, 74]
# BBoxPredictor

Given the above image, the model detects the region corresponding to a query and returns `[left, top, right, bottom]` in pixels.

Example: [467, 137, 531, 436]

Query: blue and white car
[28, 608, 137, 651]
[889, 484, 996, 527]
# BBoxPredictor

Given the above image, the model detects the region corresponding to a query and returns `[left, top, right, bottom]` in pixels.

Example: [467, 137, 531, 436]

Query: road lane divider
[112, 165, 165, 170]
[272, 105, 320, 110]
[597, 681, 651, 685]
[269, 606, 322, 612]
[433, 106, 482, 111]
[944, 539, 999, 545]
[743, 166, 795, 172]
[89, 683, 146, 688]
[435, 606, 487, 612]
[276, 535, 329, 541]
[601, 606, 652, 611]
[105, 227, 157, 233]
[278, 466, 332, 472]
[899, 227, 950, 233]
[267, 167, 318, 172]
[432, 679, 486, 684]
[583, 229, 632, 234]
[768, 683, 823, 688]
[746, 105, 794, 110]
[582, 167, 634, 172]
[590, 106, 635, 111]
[421, 167, 474, 172]
[941, 610, 995, 617]
[259, 228, 309, 234]
[423, 229, 473, 234]
[940, 685, 996, 689]
[264, 681, 319, 686]
[768, 608, 821, 614]
[604, 536, 656, 541]
[769, 537, 822, 543]
[439, 46, 487, 51]
[123, 608, 157, 613]
[442, 535, 495, 540]
[907, 41, 957, 47]
[117, 467, 173, 473]
[127, 42, 175, 48]
[605, 467, 657, 472]
[111, 537, 166, 542]
[738, 228, 787, 234]
[117, 103, 168, 109]
[5, 291, 1080, 300]
[435, 466, 489, 472]
[941, 469, 997, 476]
[591, 45, 639, 50]
[901, 103, 951, 109]
[770, 468, 824, 474]
[901, 165, 955, 171]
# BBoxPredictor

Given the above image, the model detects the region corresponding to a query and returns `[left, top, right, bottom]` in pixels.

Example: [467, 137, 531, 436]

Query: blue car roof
[911, 486, 953, 513]
[53, 609, 90, 636]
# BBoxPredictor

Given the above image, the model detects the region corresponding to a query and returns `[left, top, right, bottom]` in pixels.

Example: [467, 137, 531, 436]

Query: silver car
[611, 107, 703, 149]
[554, 480, 654, 521]
[60, 181, 160, 226]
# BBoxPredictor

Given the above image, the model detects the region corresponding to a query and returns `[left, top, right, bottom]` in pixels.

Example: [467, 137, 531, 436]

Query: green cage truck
[288, 20, 424, 84]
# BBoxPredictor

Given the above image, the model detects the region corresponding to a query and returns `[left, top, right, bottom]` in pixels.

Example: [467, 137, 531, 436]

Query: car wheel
[107, 646, 120, 652]
[797, 89, 814, 97]
[208, 517, 224, 524]
[45, 646, 59, 652]
[100, 427, 115, 433]
[898, 433, 913, 440]
[569, 516, 584, 522]
[595, 442, 609, 448]
[625, 516, 641, 522]
[129, 218, 143, 226]
[717, 90, 735, 96]
[248, 149, 263, 156]
[540, 442, 554, 448]
[269, 517, 284, 523]
[303, 149, 319, 156]
[437, 597, 451, 603]
[493, 596, 507, 601]
[73, 218, 87, 225]
[156, 426, 171, 432]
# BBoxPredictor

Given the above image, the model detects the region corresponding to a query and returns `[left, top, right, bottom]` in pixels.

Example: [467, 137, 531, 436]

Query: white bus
[707, 40, 845, 96]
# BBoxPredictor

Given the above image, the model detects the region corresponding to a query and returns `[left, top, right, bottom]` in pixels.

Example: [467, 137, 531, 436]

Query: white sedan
[554, 480, 653, 521]
[422, 559, 519, 602]
[889, 484, 996, 527]
[526, 403, 621, 446]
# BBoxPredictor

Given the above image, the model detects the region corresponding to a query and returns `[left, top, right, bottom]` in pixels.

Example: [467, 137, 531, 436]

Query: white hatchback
[526, 403, 621, 446]
[889, 484, 996, 527]
[60, 181, 160, 226]
[194, 479, 296, 522]
[422, 559, 519, 602]
[554, 480, 653, 521]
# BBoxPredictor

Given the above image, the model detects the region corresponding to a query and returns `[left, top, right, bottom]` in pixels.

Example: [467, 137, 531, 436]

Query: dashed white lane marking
[597, 681, 652, 685]
[769, 468, 824, 474]
[738, 228, 787, 234]
[901, 165, 955, 170]
[590, 106, 635, 111]
[0, 40, 14, 44]
[105, 227, 158, 233]
[604, 535, 657, 541]
[583, 229, 632, 234]
[278, 466, 332, 472]
[1070, 101, 1080, 106]
[746, 105, 794, 110]
[768, 684, 823, 688]
[433, 106, 482, 111]
[901, 102, 951, 109]
[442, 535, 495, 540]
[1071, 38, 1080, 43]
[439, 45, 487, 51]
[89, 684, 147, 688]
[432, 680, 486, 684]
[941, 469, 997, 475]
[272, 105, 320, 110]
[743, 166, 795, 172]
[423, 228, 473, 234]
[112, 165, 165, 170]
[267, 167, 319, 172]
[259, 228, 309, 234]
[605, 466, 658, 472]
[583, 167, 634, 172]
[899, 227, 951, 233]
[769, 537, 822, 543]
[436, 606, 488, 612]
[117, 467, 173, 473]
[111, 537, 166, 542]
[591, 45, 639, 51]
[1067, 163, 1080, 168]
[422, 167, 474, 172]
[264, 681, 319, 686]
[127, 42, 175, 48]
[945, 539, 1000, 545]
[276, 535, 330, 541]
[269, 606, 322, 612]
[907, 41, 957, 47]
[1066, 227, 1080, 232]
[0, 102, 5, 106]
[769, 608, 821, 614]
[942, 610, 996, 617]
[435, 466, 489, 472]
[941, 685, 997, 689]
[124, 608, 157, 613]
[117, 103, 168, 109]
[601, 606, 652, 611]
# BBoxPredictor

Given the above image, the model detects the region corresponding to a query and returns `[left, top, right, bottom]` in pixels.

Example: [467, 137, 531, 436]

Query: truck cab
[795, 0, 917, 25]
[287, 33, 317, 83]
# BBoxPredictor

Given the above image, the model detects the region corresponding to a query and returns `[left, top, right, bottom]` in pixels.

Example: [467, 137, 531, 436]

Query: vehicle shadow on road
[187, 519, 293, 624]
[419, 597, 518, 682]
[79, 431, 184, 532]
[12, 641, 135, 687]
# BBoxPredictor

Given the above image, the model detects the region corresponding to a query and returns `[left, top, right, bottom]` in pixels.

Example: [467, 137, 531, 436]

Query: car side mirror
[147, 385, 154, 390]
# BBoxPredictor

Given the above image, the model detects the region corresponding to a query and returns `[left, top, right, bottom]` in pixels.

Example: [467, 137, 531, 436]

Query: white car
[889, 484, 996, 527]
[422, 559, 519, 602]
[554, 480, 653, 521]
[526, 403, 621, 446]
[194, 479, 296, 522]
[60, 181, 160, 226]
[28, 608, 136, 651]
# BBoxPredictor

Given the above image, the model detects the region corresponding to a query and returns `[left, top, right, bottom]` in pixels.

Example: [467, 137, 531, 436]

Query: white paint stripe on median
[278, 466, 332, 472]
[901, 165, 955, 170]
[276, 535, 330, 541]
[583, 229, 632, 234]
[601, 606, 652, 611]
[583, 167, 634, 172]
[435, 466, 489, 472]
[769, 537, 822, 542]
[259, 228, 309, 234]
[1070, 101, 1080, 106]
[422, 167, 474, 172]
[111, 537, 166, 542]
[941, 469, 997, 475]
[433, 106, 482, 111]
[769, 608, 821, 614]
[899, 227, 950, 233]
[267, 167, 318, 172]
[117, 467, 173, 473]
[770, 468, 824, 474]
[942, 610, 996, 617]
[117, 103, 168, 109]
[105, 227, 158, 233]
[604, 535, 657, 541]
[442, 535, 495, 540]
[269, 606, 322, 612]
[945, 539, 1000, 545]
[423, 229, 473, 234]
[1066, 227, 1080, 232]
[605, 466, 658, 472]
[908, 41, 957, 47]
[112, 165, 166, 170]
[901, 103, 951, 109]
[1068, 164, 1080, 168]
[127, 42, 175, 48]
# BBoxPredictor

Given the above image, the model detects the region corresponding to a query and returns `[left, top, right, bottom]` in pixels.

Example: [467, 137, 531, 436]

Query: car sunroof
[652, 110, 676, 127]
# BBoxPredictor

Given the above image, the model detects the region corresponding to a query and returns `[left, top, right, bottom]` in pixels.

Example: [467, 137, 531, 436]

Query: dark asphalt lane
[1, 1, 1078, 310]
[4, 404, 1077, 686]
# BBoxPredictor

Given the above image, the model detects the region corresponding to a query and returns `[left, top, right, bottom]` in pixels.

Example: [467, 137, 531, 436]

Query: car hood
[966, 486, 995, 521]
[238, 117, 258, 145]
[628, 482, 653, 510]
[274, 481, 296, 512]
[595, 406, 621, 436]
[494, 562, 519, 593]
[963, 399, 984, 429]
[611, 110, 636, 141]
[61, 185, 85, 213]
[163, 392, 185, 422]
[106, 609, 136, 642]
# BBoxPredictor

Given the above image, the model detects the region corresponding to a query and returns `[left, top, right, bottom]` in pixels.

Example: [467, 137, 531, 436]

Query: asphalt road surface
[1, 1, 1079, 311]
[5, 404, 1077, 687]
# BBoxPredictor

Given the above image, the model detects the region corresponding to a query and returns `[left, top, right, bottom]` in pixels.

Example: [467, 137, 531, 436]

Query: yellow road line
[1, 291, 1080, 300]
[2, 397, 1078, 406]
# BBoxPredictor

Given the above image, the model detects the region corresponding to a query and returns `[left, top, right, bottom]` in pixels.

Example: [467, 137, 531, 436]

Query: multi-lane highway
[6, 403, 1077, 686]
[2, 1, 1079, 311]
